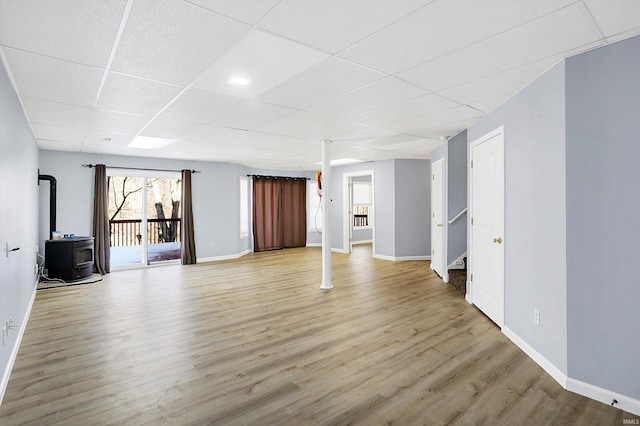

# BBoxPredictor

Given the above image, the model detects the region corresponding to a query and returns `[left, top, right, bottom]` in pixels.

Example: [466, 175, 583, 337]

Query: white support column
[320, 139, 333, 290]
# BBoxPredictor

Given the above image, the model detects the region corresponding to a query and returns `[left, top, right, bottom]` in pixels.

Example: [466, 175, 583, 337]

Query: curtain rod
[82, 164, 200, 173]
[247, 174, 310, 180]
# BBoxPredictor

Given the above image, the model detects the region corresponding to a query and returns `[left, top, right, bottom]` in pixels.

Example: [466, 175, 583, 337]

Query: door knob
[493, 237, 502, 244]
[437, 223, 443, 227]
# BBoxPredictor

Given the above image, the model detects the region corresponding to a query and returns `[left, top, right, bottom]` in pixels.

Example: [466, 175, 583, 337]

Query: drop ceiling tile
[111, 0, 250, 85]
[259, 136, 319, 154]
[332, 126, 399, 143]
[436, 58, 560, 105]
[406, 118, 480, 140]
[160, 89, 242, 124]
[211, 99, 296, 131]
[0, 0, 127, 67]
[22, 97, 93, 129]
[97, 73, 183, 116]
[293, 120, 369, 141]
[256, 111, 337, 136]
[306, 77, 427, 119]
[83, 131, 133, 146]
[398, 2, 602, 92]
[373, 138, 443, 156]
[32, 123, 85, 144]
[141, 118, 200, 140]
[185, 0, 280, 24]
[256, 57, 386, 109]
[258, 0, 431, 53]
[37, 140, 83, 152]
[185, 125, 275, 146]
[382, 105, 482, 135]
[585, 0, 640, 38]
[88, 110, 150, 134]
[193, 29, 329, 99]
[349, 93, 460, 126]
[352, 133, 423, 148]
[2, 48, 103, 107]
[340, 0, 576, 74]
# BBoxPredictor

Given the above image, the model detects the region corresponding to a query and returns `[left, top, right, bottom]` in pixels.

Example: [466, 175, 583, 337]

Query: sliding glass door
[107, 169, 182, 268]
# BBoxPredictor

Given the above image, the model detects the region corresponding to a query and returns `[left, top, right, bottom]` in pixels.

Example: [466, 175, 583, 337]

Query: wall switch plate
[534, 309, 540, 325]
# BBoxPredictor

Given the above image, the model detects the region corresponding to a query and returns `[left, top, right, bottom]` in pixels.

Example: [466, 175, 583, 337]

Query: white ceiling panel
[374, 138, 443, 156]
[193, 29, 328, 99]
[185, 0, 280, 24]
[22, 97, 92, 129]
[32, 123, 85, 144]
[436, 57, 561, 106]
[3, 48, 103, 107]
[340, 0, 576, 74]
[97, 72, 184, 117]
[257, 57, 386, 109]
[211, 98, 296, 131]
[141, 118, 201, 140]
[0, 0, 126, 68]
[331, 126, 399, 143]
[37, 140, 83, 152]
[586, 1, 640, 38]
[293, 120, 369, 141]
[110, 0, 250, 85]
[349, 94, 460, 126]
[352, 133, 425, 148]
[398, 2, 602, 92]
[83, 131, 133, 147]
[88, 110, 150, 134]
[307, 77, 427, 119]
[407, 118, 480, 140]
[159, 89, 243, 124]
[256, 111, 337, 136]
[184, 125, 276, 146]
[259, 136, 319, 154]
[382, 105, 482, 135]
[258, 0, 431, 54]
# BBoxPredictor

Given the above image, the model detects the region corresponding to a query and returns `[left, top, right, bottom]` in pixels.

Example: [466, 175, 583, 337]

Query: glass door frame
[107, 168, 181, 270]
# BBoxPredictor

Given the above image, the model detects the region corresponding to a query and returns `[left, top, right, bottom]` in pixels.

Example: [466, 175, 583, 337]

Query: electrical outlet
[534, 309, 540, 326]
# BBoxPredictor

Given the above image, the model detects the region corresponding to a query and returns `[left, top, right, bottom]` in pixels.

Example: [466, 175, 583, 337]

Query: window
[308, 180, 322, 232]
[240, 177, 249, 237]
[353, 181, 372, 229]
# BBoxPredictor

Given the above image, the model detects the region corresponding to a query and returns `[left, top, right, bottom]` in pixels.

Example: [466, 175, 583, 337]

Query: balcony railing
[110, 218, 181, 247]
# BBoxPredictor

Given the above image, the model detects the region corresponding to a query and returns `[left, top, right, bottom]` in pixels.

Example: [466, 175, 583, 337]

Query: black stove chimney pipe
[38, 171, 57, 240]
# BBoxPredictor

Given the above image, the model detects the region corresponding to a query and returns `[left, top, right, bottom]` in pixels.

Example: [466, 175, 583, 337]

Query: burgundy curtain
[253, 177, 306, 252]
[181, 170, 197, 264]
[92, 164, 110, 274]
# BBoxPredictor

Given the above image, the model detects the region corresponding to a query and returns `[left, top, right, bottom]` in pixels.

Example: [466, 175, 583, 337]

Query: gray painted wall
[0, 59, 40, 392]
[447, 131, 467, 266]
[394, 159, 430, 258]
[468, 60, 568, 373]
[38, 150, 251, 261]
[566, 35, 640, 399]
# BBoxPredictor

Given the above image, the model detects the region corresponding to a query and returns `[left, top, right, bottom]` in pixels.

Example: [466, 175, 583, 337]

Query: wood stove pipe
[38, 171, 57, 240]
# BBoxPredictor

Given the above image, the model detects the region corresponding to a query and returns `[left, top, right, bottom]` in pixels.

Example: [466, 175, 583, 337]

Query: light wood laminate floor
[0, 245, 636, 425]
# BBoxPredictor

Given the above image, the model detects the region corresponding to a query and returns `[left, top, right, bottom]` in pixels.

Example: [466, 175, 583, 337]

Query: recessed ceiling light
[128, 136, 176, 150]
[227, 76, 250, 86]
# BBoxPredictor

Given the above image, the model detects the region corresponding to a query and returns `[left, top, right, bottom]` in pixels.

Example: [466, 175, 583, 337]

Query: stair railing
[448, 207, 467, 224]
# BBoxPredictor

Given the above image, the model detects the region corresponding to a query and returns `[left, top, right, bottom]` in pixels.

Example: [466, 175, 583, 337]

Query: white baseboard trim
[447, 251, 467, 270]
[306, 243, 322, 247]
[374, 254, 430, 261]
[567, 378, 640, 416]
[502, 327, 568, 387]
[197, 249, 251, 263]
[465, 291, 473, 304]
[332, 248, 348, 254]
[352, 240, 372, 245]
[502, 327, 640, 417]
[1, 284, 36, 407]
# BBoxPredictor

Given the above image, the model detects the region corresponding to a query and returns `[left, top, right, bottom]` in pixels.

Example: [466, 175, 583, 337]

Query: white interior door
[431, 159, 445, 278]
[470, 127, 505, 327]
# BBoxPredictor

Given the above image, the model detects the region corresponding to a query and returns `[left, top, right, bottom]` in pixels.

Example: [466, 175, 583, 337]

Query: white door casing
[431, 158, 445, 278]
[470, 126, 505, 327]
[342, 170, 375, 255]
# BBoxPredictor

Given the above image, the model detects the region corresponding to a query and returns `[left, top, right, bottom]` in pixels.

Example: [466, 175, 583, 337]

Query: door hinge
[432, 174, 435, 181]
[471, 160, 473, 168]
[432, 212, 435, 218]
[432, 249, 434, 255]
[471, 217, 473, 225]
[470, 273, 473, 281]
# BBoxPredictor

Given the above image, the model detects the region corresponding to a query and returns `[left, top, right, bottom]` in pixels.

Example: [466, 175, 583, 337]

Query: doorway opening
[107, 169, 182, 269]
[343, 170, 375, 255]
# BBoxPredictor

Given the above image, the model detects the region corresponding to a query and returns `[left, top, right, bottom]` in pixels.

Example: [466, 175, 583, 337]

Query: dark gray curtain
[181, 169, 197, 264]
[93, 164, 110, 274]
